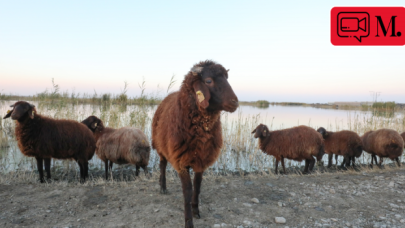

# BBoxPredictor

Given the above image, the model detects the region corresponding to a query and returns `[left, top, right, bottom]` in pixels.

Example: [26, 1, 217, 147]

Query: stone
[400, 219, 405, 223]
[329, 189, 336, 194]
[213, 214, 223, 219]
[314, 207, 324, 211]
[331, 218, 338, 222]
[275, 217, 286, 224]
[244, 181, 253, 186]
[251, 198, 259, 204]
[388, 181, 395, 187]
[213, 224, 221, 228]
[243, 220, 252, 225]
[243, 203, 252, 207]
[389, 203, 399, 208]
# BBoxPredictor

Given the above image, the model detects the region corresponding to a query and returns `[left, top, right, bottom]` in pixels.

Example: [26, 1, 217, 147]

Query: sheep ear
[193, 81, 210, 109]
[28, 110, 35, 119]
[251, 129, 256, 134]
[191, 66, 203, 76]
[91, 122, 98, 129]
[3, 109, 13, 119]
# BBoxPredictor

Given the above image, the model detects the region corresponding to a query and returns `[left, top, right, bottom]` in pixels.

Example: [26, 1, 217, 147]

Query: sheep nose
[231, 99, 239, 106]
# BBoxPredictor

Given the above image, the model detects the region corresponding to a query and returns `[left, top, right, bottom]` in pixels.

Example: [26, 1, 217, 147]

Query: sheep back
[260, 125, 324, 162]
[322, 130, 363, 158]
[361, 129, 404, 159]
[96, 127, 150, 166]
[15, 115, 95, 161]
[152, 92, 223, 173]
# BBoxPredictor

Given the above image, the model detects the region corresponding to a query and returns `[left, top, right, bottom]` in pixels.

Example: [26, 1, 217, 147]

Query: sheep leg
[303, 159, 310, 174]
[179, 169, 194, 228]
[274, 159, 279, 174]
[77, 160, 85, 183]
[351, 157, 356, 168]
[192, 172, 203, 219]
[335, 154, 339, 166]
[141, 165, 149, 177]
[378, 157, 383, 168]
[135, 165, 140, 177]
[343, 155, 350, 169]
[35, 157, 45, 183]
[109, 160, 113, 171]
[327, 154, 333, 168]
[308, 157, 316, 172]
[373, 155, 378, 166]
[395, 157, 401, 167]
[84, 161, 89, 179]
[104, 160, 109, 180]
[159, 157, 168, 194]
[44, 158, 51, 180]
[281, 157, 286, 174]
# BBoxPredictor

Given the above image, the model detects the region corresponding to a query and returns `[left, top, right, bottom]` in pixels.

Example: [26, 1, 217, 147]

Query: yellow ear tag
[94, 123, 97, 126]
[196, 90, 205, 103]
[32, 111, 35, 117]
[7, 110, 11, 114]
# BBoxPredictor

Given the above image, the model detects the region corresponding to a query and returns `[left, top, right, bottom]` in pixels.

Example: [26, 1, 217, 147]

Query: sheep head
[189, 60, 238, 113]
[81, 115, 104, 133]
[251, 124, 270, 138]
[3, 101, 36, 121]
[316, 127, 329, 139]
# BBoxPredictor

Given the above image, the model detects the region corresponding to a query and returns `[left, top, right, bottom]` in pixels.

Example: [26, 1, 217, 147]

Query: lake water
[1, 100, 404, 174]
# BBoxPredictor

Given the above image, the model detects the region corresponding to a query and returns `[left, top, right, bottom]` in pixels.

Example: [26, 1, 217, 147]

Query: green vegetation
[372, 101, 396, 110]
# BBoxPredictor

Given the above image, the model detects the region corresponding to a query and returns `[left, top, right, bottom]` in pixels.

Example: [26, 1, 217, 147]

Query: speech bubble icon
[337, 12, 370, 42]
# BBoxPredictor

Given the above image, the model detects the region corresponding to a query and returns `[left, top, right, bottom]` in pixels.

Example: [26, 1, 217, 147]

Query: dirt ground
[1, 166, 405, 228]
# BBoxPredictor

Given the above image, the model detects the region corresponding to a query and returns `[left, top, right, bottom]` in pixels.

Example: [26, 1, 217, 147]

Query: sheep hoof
[192, 208, 200, 219]
[160, 189, 168, 194]
[185, 219, 194, 228]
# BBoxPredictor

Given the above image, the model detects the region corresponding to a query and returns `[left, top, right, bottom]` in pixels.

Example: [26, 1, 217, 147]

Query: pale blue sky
[1, 1, 404, 103]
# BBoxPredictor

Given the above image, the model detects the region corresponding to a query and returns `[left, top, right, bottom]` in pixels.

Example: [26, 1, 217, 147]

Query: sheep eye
[205, 79, 212, 84]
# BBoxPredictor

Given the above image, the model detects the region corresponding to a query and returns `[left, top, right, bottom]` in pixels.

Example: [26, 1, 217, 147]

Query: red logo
[331, 7, 405, 45]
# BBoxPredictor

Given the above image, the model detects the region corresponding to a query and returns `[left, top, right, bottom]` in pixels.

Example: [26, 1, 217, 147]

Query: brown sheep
[361, 129, 404, 167]
[81, 116, 150, 180]
[3, 101, 95, 183]
[252, 124, 325, 174]
[317, 127, 363, 168]
[152, 60, 238, 228]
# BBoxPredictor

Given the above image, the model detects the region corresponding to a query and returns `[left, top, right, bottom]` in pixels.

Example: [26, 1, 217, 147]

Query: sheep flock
[2, 60, 405, 228]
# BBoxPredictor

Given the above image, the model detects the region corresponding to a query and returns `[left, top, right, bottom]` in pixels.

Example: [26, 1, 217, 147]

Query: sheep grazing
[3, 101, 96, 183]
[81, 116, 150, 180]
[152, 60, 238, 227]
[361, 129, 404, 167]
[252, 124, 325, 174]
[317, 127, 363, 168]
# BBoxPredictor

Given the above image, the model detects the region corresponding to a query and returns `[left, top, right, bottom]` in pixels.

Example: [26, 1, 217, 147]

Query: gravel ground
[1, 166, 405, 228]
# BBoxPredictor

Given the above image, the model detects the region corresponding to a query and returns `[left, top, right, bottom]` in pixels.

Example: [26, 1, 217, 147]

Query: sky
[1, 0, 404, 103]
